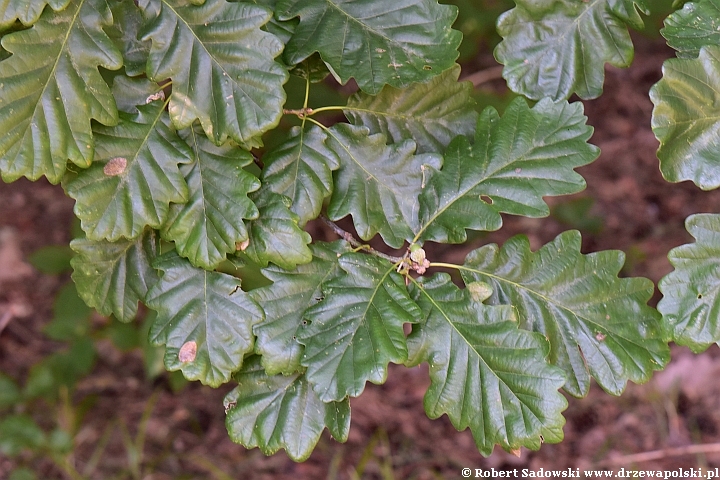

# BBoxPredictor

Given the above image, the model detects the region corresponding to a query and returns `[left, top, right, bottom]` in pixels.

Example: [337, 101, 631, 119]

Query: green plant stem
[428, 261, 466, 271]
[320, 215, 403, 264]
[307, 105, 345, 115]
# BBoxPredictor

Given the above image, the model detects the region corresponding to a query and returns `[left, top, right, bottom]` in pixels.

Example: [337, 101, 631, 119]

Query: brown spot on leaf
[103, 157, 127, 176]
[236, 239, 250, 251]
[178, 341, 197, 363]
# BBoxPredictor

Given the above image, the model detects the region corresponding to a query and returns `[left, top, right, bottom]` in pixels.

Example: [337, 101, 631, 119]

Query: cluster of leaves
[650, 0, 720, 352]
[2, 0, 706, 463]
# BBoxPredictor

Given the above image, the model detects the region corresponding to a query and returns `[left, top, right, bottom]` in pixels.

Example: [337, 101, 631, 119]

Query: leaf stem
[307, 105, 346, 115]
[320, 215, 403, 263]
[428, 262, 468, 272]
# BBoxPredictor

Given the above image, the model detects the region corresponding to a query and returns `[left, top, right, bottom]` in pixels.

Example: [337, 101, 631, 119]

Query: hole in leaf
[698, 293, 704, 299]
[480, 195, 493, 205]
[423, 65, 432, 70]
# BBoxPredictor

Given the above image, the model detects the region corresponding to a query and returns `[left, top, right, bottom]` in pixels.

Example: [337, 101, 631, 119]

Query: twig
[320, 215, 403, 263]
[283, 107, 314, 118]
[595, 443, 720, 467]
[461, 65, 505, 88]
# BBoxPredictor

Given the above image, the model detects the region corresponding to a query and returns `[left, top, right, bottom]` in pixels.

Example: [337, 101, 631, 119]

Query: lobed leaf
[416, 98, 597, 244]
[111, 76, 165, 114]
[277, 0, 461, 94]
[64, 102, 192, 241]
[298, 253, 421, 402]
[139, 0, 288, 148]
[146, 251, 264, 387]
[495, 0, 648, 100]
[0, 0, 70, 29]
[250, 241, 350, 375]
[326, 123, 442, 248]
[461, 231, 669, 397]
[407, 274, 567, 456]
[345, 65, 478, 154]
[242, 189, 312, 270]
[106, 0, 151, 76]
[0, 0, 122, 184]
[260, 126, 339, 227]
[225, 356, 350, 462]
[70, 229, 160, 323]
[162, 126, 260, 270]
[662, 0, 720, 59]
[650, 45, 720, 190]
[659, 214, 720, 352]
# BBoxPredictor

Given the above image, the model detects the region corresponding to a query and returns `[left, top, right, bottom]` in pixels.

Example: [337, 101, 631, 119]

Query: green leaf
[0, 415, 46, 456]
[145, 251, 264, 387]
[139, 0, 288, 148]
[246, 0, 297, 44]
[495, 0, 649, 100]
[277, 0, 462, 95]
[650, 45, 720, 190]
[260, 125, 339, 227]
[111, 75, 165, 114]
[298, 253, 421, 402]
[662, 0, 720, 58]
[461, 231, 669, 397]
[0, 374, 21, 408]
[0, 0, 122, 183]
[250, 241, 350, 375]
[658, 214, 720, 352]
[0, 0, 70, 29]
[64, 102, 192, 241]
[225, 356, 350, 462]
[70, 229, 160, 322]
[345, 65, 478, 154]
[27, 245, 74, 274]
[24, 338, 96, 399]
[161, 127, 260, 270]
[44, 282, 92, 340]
[106, 0, 151, 76]
[416, 98, 597, 244]
[326, 123, 442, 248]
[242, 189, 312, 270]
[406, 274, 567, 456]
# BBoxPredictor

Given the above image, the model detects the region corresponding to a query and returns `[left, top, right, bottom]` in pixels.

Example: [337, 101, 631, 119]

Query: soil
[3, 34, 720, 479]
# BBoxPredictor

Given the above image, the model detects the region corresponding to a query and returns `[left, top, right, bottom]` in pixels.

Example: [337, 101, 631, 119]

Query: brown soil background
[4, 34, 720, 479]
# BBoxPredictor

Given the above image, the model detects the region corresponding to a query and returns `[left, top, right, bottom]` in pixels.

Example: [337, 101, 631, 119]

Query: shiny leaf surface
[277, 0, 461, 94]
[260, 125, 339, 226]
[0, 0, 122, 183]
[651, 45, 720, 189]
[70, 229, 160, 323]
[659, 214, 720, 352]
[139, 0, 288, 148]
[495, 0, 649, 100]
[65, 102, 192, 241]
[162, 127, 260, 270]
[146, 251, 264, 387]
[345, 65, 478, 154]
[407, 274, 567, 456]
[461, 231, 669, 397]
[326, 123, 442, 248]
[416, 98, 596, 244]
[299, 253, 421, 402]
[250, 241, 350, 375]
[225, 356, 350, 462]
